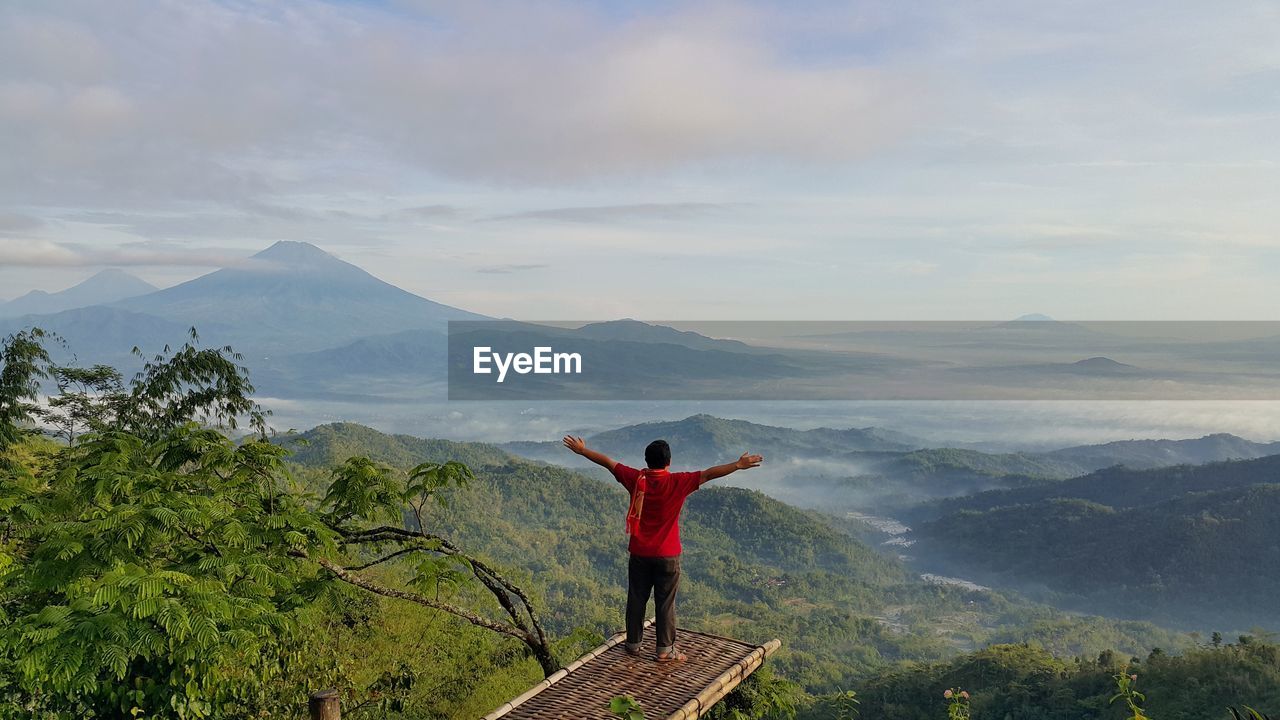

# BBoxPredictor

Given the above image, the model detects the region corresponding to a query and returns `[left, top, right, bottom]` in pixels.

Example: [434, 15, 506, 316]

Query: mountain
[914, 481, 1280, 628]
[254, 319, 791, 400]
[0, 269, 156, 316]
[573, 319, 762, 353]
[502, 416, 1280, 519]
[1070, 355, 1136, 371]
[446, 324, 805, 400]
[503, 414, 925, 469]
[923, 452, 1280, 517]
[253, 328, 449, 399]
[277, 421, 511, 468]
[113, 241, 485, 355]
[753, 434, 1280, 518]
[0, 305, 201, 366]
[500, 415, 1280, 524]
[1044, 433, 1280, 471]
[504, 420, 1073, 514]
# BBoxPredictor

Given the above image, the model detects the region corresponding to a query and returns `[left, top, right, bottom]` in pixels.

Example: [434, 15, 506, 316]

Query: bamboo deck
[482, 622, 781, 720]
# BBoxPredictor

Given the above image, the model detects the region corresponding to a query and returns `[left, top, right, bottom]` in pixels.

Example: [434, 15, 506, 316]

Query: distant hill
[869, 431, 1280, 517]
[1043, 433, 1280, 471]
[502, 416, 1280, 517]
[253, 329, 449, 398]
[591, 414, 923, 459]
[445, 323, 809, 400]
[914, 479, 1280, 628]
[573, 319, 762, 353]
[278, 422, 512, 468]
[114, 241, 484, 355]
[0, 305, 203, 366]
[502, 414, 925, 469]
[0, 269, 156, 316]
[919, 453, 1280, 517]
[1072, 356, 1132, 370]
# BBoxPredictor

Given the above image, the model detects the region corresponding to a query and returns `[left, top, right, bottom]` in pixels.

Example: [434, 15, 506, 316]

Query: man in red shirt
[562, 435, 763, 661]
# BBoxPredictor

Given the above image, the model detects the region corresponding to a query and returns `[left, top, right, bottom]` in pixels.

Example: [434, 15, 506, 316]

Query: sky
[1, 0, 1278, 320]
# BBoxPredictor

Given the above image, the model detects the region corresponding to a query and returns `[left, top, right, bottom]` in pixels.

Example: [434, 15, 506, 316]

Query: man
[562, 435, 763, 662]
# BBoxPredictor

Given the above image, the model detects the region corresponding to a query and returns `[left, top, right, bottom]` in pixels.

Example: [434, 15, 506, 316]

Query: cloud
[0, 213, 44, 235]
[0, 238, 241, 268]
[395, 205, 461, 220]
[895, 260, 939, 276]
[0, 1, 917, 206]
[486, 202, 736, 224]
[475, 264, 549, 275]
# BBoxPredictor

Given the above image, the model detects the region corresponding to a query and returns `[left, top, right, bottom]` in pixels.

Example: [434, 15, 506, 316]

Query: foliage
[943, 688, 971, 720]
[1230, 708, 1274, 720]
[0, 329, 50, 451]
[705, 666, 804, 720]
[822, 690, 860, 720]
[821, 640, 1280, 720]
[0, 331, 554, 717]
[41, 364, 125, 444]
[0, 423, 329, 717]
[609, 694, 646, 720]
[1111, 672, 1150, 720]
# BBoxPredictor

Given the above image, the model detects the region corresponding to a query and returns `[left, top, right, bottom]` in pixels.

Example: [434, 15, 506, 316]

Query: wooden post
[309, 688, 340, 720]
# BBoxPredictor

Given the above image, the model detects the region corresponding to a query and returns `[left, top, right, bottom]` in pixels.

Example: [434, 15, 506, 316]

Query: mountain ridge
[0, 269, 157, 317]
[112, 241, 485, 355]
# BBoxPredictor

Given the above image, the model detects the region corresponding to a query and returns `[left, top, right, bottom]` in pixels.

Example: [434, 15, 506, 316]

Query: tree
[0, 329, 557, 717]
[40, 364, 124, 445]
[0, 329, 51, 452]
[0, 424, 330, 717]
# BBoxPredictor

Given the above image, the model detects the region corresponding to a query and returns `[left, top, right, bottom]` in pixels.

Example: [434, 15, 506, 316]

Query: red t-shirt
[612, 464, 703, 558]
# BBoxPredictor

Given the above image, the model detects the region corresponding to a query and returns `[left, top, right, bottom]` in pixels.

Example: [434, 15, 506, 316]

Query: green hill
[278, 422, 512, 469]
[282, 422, 1187, 691]
[915, 453, 1280, 519]
[577, 413, 920, 464]
[915, 480, 1280, 628]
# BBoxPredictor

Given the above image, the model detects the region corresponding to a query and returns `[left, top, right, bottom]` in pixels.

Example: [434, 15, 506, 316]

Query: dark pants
[626, 554, 681, 651]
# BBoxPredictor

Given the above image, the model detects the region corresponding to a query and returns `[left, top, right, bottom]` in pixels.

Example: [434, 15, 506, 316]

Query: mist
[258, 398, 1280, 450]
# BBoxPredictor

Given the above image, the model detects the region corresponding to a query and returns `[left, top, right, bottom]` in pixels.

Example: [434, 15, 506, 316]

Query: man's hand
[701, 451, 764, 484]
[562, 435, 587, 456]
[563, 435, 617, 471]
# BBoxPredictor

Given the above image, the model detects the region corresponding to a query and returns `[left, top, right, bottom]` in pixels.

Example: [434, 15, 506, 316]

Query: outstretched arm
[562, 435, 618, 471]
[700, 452, 763, 485]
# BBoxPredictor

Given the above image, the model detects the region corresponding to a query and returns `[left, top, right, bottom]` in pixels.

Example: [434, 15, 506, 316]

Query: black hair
[644, 439, 671, 469]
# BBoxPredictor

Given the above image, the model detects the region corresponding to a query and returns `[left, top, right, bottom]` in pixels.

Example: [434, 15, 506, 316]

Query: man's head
[644, 439, 671, 469]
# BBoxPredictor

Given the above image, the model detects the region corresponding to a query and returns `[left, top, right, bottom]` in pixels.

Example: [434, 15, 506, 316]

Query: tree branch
[334, 523, 552, 649]
[344, 546, 421, 572]
[296, 550, 533, 644]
